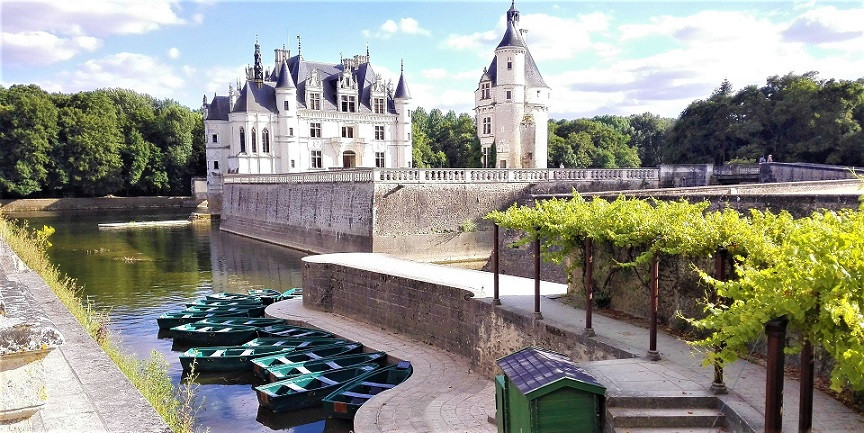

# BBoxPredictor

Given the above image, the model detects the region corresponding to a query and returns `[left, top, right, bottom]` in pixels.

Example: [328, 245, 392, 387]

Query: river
[11, 208, 352, 433]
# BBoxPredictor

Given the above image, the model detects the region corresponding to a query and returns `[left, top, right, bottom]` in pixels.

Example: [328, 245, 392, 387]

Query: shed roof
[497, 347, 605, 398]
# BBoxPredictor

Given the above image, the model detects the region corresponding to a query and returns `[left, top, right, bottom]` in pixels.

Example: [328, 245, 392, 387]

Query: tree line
[0, 85, 204, 198]
[411, 72, 864, 169]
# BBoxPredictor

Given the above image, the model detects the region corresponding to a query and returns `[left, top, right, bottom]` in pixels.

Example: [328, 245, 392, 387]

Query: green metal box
[495, 347, 605, 433]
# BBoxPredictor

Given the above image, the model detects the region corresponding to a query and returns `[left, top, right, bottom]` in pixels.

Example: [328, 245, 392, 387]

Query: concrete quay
[268, 254, 864, 433]
[0, 240, 169, 433]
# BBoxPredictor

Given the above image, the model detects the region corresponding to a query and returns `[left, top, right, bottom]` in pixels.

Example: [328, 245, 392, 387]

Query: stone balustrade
[223, 167, 660, 185]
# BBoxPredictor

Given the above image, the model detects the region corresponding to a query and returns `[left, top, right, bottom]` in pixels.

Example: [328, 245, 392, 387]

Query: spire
[366, 42, 370, 59]
[296, 34, 302, 57]
[253, 36, 263, 86]
[394, 59, 411, 100]
[507, 0, 520, 25]
[275, 60, 294, 89]
[497, 16, 526, 49]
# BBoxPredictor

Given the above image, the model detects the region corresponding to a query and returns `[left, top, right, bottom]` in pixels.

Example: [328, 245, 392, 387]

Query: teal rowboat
[169, 322, 259, 346]
[255, 364, 379, 412]
[242, 337, 349, 348]
[247, 289, 282, 304]
[257, 324, 333, 339]
[185, 299, 263, 308]
[179, 345, 295, 371]
[322, 361, 413, 419]
[184, 304, 266, 317]
[157, 310, 237, 330]
[266, 351, 388, 382]
[205, 292, 262, 302]
[193, 317, 284, 328]
[250, 343, 363, 379]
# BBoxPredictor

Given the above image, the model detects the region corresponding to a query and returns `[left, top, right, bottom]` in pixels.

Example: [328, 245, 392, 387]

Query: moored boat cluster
[155, 288, 412, 419]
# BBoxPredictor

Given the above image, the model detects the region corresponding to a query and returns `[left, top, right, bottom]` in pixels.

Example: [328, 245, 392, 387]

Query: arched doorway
[342, 150, 356, 168]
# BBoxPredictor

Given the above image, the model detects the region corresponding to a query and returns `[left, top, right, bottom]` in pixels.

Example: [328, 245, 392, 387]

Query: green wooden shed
[495, 347, 606, 433]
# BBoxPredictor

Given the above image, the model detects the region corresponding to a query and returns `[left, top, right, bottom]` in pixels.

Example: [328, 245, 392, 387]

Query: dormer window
[481, 82, 491, 100]
[340, 95, 356, 112]
[373, 97, 385, 114]
[308, 92, 321, 110]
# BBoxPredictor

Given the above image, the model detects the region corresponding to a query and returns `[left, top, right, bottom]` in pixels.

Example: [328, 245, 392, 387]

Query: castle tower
[475, 1, 549, 168]
[393, 60, 413, 168]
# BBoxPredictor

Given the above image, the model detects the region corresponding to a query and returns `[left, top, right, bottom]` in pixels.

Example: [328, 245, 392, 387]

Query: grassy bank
[0, 215, 199, 433]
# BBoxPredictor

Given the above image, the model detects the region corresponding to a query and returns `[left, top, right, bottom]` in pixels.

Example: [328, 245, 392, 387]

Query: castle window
[342, 150, 356, 168]
[481, 82, 491, 99]
[309, 92, 321, 110]
[341, 126, 355, 138]
[340, 95, 356, 112]
[506, 90, 512, 100]
[374, 125, 385, 140]
[214, 161, 219, 170]
[482, 147, 489, 168]
[291, 160, 295, 168]
[373, 97, 385, 114]
[310, 122, 321, 138]
[375, 152, 385, 168]
[311, 150, 322, 168]
[289, 127, 294, 136]
[212, 134, 218, 143]
[482, 117, 492, 135]
[239, 127, 246, 153]
[283, 101, 289, 110]
[262, 128, 270, 153]
[507, 58, 512, 70]
[251, 127, 257, 153]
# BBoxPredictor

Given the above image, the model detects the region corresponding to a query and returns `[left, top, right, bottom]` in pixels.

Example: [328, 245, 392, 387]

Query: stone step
[607, 395, 718, 409]
[608, 407, 726, 429]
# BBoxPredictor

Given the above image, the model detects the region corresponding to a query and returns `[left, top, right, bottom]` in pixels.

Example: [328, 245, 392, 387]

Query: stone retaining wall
[302, 258, 630, 377]
[0, 196, 204, 212]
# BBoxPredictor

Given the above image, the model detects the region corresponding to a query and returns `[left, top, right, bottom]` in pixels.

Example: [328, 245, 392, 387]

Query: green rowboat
[322, 361, 413, 419]
[169, 322, 259, 346]
[250, 342, 363, 379]
[266, 351, 387, 382]
[242, 337, 348, 348]
[184, 304, 266, 317]
[205, 292, 261, 302]
[157, 310, 237, 330]
[257, 324, 333, 339]
[193, 317, 284, 328]
[185, 299, 263, 308]
[255, 364, 379, 412]
[179, 345, 295, 371]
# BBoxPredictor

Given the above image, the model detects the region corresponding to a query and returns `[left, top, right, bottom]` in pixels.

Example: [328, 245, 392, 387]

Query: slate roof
[497, 347, 605, 397]
[206, 96, 230, 121]
[275, 61, 294, 89]
[497, 20, 526, 49]
[233, 81, 277, 113]
[394, 71, 411, 99]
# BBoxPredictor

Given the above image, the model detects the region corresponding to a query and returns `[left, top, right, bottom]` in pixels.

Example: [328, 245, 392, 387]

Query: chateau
[475, 1, 550, 168]
[203, 40, 413, 177]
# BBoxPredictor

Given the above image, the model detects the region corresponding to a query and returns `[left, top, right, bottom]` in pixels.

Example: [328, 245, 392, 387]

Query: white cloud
[781, 6, 864, 48]
[1, 0, 188, 66]
[55, 52, 186, 97]
[168, 47, 181, 59]
[363, 17, 430, 39]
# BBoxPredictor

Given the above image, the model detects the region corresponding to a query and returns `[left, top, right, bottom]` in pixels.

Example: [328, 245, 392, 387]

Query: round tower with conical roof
[393, 60, 414, 167]
[475, 1, 549, 168]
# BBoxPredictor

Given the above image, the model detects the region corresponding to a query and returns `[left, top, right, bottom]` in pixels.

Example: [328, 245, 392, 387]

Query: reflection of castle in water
[208, 226, 307, 292]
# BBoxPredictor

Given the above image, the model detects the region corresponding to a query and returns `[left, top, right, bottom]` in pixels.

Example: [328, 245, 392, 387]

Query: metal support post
[533, 233, 542, 320]
[647, 252, 660, 361]
[584, 237, 595, 337]
[493, 223, 500, 306]
[765, 316, 789, 433]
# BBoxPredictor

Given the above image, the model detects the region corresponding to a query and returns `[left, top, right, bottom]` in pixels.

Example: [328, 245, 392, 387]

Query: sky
[2, 0, 864, 119]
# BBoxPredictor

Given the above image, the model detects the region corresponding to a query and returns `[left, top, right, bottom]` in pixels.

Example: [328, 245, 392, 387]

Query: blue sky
[2, 1, 863, 119]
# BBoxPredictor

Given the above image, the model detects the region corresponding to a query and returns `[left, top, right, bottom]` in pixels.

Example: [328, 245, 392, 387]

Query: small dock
[97, 220, 192, 229]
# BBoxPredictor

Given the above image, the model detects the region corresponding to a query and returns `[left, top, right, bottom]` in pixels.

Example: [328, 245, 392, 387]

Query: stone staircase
[606, 395, 727, 433]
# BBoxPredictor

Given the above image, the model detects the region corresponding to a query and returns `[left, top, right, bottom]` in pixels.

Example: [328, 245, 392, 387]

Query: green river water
[12, 208, 352, 433]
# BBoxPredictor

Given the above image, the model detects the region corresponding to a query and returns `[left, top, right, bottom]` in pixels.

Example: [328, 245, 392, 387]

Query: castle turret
[393, 60, 413, 167]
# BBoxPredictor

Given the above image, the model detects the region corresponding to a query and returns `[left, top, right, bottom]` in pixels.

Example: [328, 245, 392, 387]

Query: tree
[0, 85, 59, 197]
[628, 113, 673, 167]
[548, 119, 640, 168]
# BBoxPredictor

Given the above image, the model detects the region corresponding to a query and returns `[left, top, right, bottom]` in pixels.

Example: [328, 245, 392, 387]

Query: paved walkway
[267, 253, 864, 433]
[1, 240, 169, 433]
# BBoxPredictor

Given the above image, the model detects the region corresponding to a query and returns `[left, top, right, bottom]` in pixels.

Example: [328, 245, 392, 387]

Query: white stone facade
[475, 2, 550, 169]
[204, 42, 413, 184]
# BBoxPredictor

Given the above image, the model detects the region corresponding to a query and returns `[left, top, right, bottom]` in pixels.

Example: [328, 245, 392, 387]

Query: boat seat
[361, 381, 395, 389]
[324, 361, 343, 369]
[317, 376, 339, 386]
[341, 391, 376, 400]
[296, 341, 312, 348]
[295, 366, 312, 375]
[239, 349, 254, 356]
[211, 350, 226, 357]
[279, 382, 307, 392]
[307, 353, 323, 360]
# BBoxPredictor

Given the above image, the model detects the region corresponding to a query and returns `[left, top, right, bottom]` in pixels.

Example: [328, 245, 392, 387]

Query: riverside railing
[223, 167, 659, 185]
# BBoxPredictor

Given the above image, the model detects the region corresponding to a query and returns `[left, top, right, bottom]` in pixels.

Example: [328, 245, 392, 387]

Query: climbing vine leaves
[485, 192, 864, 391]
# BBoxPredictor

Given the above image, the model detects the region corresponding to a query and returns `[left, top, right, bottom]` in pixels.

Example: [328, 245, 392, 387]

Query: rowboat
[179, 345, 295, 372]
[266, 351, 388, 383]
[193, 317, 284, 328]
[242, 337, 348, 348]
[257, 324, 333, 339]
[322, 361, 413, 419]
[185, 299, 263, 308]
[247, 289, 282, 304]
[157, 310, 238, 330]
[250, 343, 363, 379]
[205, 292, 262, 302]
[169, 322, 259, 346]
[255, 364, 379, 412]
[184, 304, 265, 317]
